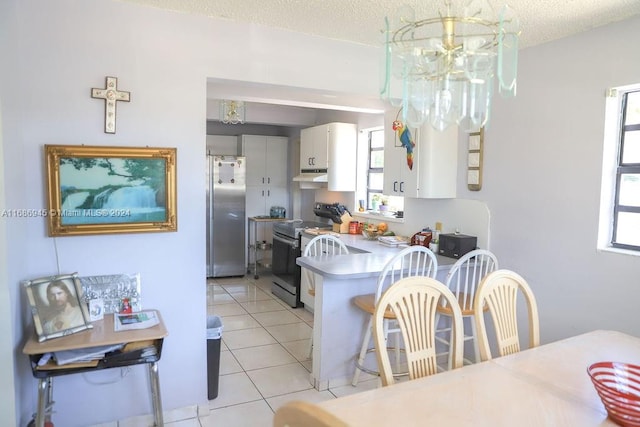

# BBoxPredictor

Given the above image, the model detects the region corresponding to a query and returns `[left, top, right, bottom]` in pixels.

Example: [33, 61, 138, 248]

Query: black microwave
[438, 233, 477, 259]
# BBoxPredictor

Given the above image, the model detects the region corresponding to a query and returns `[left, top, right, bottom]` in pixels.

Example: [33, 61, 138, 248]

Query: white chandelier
[219, 100, 245, 124]
[380, 0, 520, 131]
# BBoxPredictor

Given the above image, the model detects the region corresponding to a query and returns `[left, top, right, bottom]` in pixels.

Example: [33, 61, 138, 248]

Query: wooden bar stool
[351, 245, 438, 386]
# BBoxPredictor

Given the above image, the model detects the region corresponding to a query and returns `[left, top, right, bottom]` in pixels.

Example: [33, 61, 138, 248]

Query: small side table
[248, 216, 288, 279]
[23, 311, 168, 427]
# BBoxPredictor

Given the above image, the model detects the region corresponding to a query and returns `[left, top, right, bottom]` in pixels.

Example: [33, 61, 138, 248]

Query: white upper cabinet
[241, 135, 288, 188]
[383, 109, 458, 198]
[383, 109, 419, 196]
[298, 122, 357, 191]
[300, 125, 329, 171]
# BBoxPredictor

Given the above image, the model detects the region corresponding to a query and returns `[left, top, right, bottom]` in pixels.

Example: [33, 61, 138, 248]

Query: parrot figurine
[393, 120, 415, 170]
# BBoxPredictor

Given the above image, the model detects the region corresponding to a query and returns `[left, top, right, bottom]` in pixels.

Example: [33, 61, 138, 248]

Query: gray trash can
[206, 315, 223, 399]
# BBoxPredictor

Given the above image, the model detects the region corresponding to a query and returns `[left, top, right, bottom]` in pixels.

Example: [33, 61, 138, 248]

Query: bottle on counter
[349, 221, 359, 234]
[430, 227, 440, 253]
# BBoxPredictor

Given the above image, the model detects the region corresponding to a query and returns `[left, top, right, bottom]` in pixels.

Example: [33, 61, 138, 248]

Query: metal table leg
[148, 362, 164, 426]
[34, 377, 53, 427]
[253, 219, 259, 279]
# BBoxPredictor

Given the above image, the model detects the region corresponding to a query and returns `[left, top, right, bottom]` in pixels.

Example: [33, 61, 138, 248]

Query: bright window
[366, 129, 384, 208]
[364, 128, 404, 213]
[599, 86, 640, 252]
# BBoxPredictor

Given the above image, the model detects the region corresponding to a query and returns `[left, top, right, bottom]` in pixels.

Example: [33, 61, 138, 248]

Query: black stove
[271, 220, 331, 307]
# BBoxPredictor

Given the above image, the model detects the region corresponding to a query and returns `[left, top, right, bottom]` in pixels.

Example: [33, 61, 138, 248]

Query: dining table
[317, 330, 640, 426]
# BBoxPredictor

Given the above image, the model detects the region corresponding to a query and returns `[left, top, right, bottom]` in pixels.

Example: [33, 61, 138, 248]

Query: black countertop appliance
[438, 233, 477, 259]
[313, 202, 351, 224]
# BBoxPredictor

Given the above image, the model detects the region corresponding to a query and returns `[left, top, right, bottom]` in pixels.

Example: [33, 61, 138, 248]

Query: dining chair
[474, 269, 540, 361]
[373, 276, 464, 387]
[351, 245, 438, 386]
[273, 400, 348, 427]
[435, 249, 498, 370]
[302, 234, 349, 357]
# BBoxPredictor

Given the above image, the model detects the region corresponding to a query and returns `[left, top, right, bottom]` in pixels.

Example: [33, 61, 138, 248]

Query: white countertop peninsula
[297, 231, 455, 390]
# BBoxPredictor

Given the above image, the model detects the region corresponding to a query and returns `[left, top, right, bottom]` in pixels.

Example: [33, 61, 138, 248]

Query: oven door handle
[273, 233, 299, 250]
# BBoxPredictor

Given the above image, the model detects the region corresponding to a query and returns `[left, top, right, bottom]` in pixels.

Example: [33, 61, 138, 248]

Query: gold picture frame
[45, 145, 177, 236]
[23, 273, 93, 342]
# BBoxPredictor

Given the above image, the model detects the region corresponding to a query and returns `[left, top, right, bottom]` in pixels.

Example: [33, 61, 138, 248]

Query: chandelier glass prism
[220, 100, 245, 124]
[380, 0, 520, 131]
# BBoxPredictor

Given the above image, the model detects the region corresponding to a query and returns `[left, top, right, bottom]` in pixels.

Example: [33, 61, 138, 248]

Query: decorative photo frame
[45, 145, 177, 236]
[23, 273, 93, 342]
[79, 273, 142, 314]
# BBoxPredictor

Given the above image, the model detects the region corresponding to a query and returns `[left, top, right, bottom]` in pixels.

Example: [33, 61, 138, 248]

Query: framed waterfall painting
[45, 145, 177, 236]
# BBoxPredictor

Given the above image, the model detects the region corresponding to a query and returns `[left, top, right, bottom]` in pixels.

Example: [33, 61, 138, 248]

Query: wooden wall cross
[91, 76, 130, 134]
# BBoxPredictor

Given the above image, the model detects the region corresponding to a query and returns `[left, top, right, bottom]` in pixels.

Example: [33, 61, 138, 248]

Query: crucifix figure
[91, 76, 130, 134]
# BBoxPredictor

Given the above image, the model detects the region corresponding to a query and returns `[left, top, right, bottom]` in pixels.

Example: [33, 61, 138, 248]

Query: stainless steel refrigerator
[206, 155, 246, 277]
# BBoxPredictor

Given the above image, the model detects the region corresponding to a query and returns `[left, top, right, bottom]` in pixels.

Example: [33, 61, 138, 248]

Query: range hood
[293, 171, 328, 183]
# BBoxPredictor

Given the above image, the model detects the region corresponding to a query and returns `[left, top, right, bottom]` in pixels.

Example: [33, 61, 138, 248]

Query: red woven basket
[587, 362, 640, 426]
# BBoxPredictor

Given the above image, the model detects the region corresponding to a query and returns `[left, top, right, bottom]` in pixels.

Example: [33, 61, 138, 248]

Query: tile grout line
[210, 276, 314, 417]
[203, 274, 378, 426]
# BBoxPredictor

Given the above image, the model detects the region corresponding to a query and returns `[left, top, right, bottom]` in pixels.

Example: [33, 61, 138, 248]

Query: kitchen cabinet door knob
[400, 182, 405, 193]
[394, 181, 398, 192]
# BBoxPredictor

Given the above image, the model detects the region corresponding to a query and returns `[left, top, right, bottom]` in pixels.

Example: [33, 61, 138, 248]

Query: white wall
[1, 1, 20, 424]
[0, 0, 380, 426]
[474, 16, 640, 343]
[206, 135, 238, 155]
[0, 45, 17, 427]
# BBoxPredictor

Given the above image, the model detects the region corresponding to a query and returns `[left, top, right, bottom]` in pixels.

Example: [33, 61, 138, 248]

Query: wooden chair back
[273, 400, 349, 427]
[302, 235, 349, 294]
[375, 245, 438, 304]
[474, 269, 540, 361]
[351, 245, 438, 386]
[373, 276, 464, 387]
[442, 249, 499, 314]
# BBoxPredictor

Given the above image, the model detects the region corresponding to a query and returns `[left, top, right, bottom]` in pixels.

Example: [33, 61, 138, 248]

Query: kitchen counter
[300, 231, 455, 278]
[297, 231, 455, 390]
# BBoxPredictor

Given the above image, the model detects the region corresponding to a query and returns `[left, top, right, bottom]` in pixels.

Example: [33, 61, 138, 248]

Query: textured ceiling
[119, 0, 640, 48]
[117, 0, 640, 119]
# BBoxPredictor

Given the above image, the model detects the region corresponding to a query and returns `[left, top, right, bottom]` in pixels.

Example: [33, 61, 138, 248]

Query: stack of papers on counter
[377, 236, 409, 247]
[114, 310, 159, 332]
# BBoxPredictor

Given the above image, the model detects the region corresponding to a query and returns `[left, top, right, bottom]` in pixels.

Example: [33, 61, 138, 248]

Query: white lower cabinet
[240, 135, 289, 265]
[300, 234, 315, 311]
[246, 186, 288, 241]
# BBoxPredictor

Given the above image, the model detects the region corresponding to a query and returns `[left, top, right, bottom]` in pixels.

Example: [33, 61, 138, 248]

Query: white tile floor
[105, 273, 380, 427]
[200, 273, 379, 426]
[91, 271, 462, 427]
